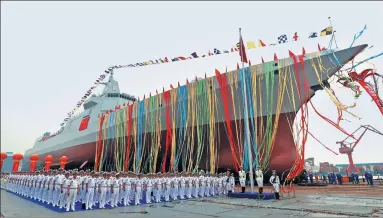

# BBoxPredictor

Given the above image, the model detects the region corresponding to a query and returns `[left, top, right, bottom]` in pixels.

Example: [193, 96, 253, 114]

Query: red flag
[237, 63, 240, 70]
[239, 35, 248, 63]
[318, 43, 322, 52]
[274, 53, 278, 61]
[186, 79, 189, 84]
[259, 40, 266, 47]
[261, 57, 265, 63]
[302, 47, 306, 55]
[289, 50, 296, 57]
[231, 48, 235, 52]
[177, 56, 186, 60]
[208, 51, 213, 56]
[293, 32, 299, 41]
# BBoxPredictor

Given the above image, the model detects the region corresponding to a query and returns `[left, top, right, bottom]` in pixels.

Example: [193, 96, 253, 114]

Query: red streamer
[349, 69, 383, 115]
[215, 69, 240, 172]
[124, 104, 134, 171]
[95, 114, 105, 172]
[162, 91, 172, 172]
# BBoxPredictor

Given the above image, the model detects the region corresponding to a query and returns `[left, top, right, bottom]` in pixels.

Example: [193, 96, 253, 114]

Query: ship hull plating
[24, 112, 297, 173]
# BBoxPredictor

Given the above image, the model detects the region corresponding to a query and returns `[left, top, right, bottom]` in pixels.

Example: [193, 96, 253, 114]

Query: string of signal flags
[60, 26, 334, 127]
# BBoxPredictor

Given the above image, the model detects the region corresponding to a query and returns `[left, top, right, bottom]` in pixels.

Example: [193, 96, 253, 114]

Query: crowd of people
[0, 169, 243, 212]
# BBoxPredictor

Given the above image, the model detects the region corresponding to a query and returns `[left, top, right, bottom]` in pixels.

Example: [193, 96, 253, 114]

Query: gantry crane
[336, 125, 383, 175]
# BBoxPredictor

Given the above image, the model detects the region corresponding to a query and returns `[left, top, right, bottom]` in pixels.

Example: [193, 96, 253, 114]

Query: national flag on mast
[239, 29, 248, 63]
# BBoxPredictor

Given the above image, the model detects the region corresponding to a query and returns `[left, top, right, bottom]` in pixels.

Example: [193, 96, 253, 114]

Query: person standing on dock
[66, 171, 79, 212]
[239, 167, 246, 193]
[336, 173, 342, 185]
[255, 167, 264, 194]
[60, 171, 70, 209]
[309, 172, 314, 184]
[98, 173, 108, 209]
[110, 172, 120, 208]
[134, 174, 142, 205]
[85, 172, 96, 210]
[269, 170, 280, 200]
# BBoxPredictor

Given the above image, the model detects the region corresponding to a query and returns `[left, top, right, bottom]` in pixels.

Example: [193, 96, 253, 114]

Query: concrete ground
[1, 185, 382, 217]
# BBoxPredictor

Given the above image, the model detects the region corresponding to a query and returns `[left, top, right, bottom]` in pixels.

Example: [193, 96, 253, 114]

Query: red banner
[348, 69, 383, 115]
[358, 81, 383, 115]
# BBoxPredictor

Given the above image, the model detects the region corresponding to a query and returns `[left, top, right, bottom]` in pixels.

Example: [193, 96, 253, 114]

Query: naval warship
[21, 44, 368, 172]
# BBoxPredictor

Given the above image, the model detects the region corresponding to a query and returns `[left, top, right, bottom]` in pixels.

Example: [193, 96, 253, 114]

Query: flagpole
[239, 28, 254, 193]
[328, 17, 338, 48]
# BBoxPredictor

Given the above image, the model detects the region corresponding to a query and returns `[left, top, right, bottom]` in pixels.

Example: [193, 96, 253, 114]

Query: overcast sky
[1, 1, 383, 165]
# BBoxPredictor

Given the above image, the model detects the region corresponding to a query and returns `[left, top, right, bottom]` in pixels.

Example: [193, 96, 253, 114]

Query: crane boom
[336, 125, 383, 175]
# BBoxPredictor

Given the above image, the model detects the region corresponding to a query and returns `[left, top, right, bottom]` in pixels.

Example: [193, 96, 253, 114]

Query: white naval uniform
[256, 170, 264, 187]
[135, 178, 142, 205]
[66, 177, 79, 212]
[145, 178, 152, 203]
[111, 177, 120, 207]
[186, 177, 192, 198]
[48, 176, 55, 204]
[199, 176, 205, 197]
[192, 177, 198, 197]
[99, 178, 107, 209]
[179, 177, 186, 199]
[61, 178, 71, 209]
[123, 178, 132, 206]
[269, 175, 280, 192]
[164, 178, 171, 201]
[230, 176, 235, 192]
[154, 178, 162, 203]
[85, 177, 96, 209]
[204, 177, 210, 196]
[239, 170, 246, 187]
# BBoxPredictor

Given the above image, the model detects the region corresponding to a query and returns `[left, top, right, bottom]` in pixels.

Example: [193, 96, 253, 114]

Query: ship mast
[239, 28, 255, 193]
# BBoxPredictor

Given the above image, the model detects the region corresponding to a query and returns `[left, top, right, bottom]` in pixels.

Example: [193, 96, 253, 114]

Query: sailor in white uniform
[269, 170, 280, 200]
[60, 171, 70, 209]
[134, 174, 142, 205]
[164, 174, 171, 201]
[154, 173, 162, 203]
[179, 173, 186, 199]
[98, 173, 108, 209]
[255, 167, 264, 194]
[239, 167, 246, 193]
[66, 171, 79, 212]
[123, 173, 132, 206]
[110, 172, 120, 208]
[145, 173, 153, 204]
[85, 172, 96, 210]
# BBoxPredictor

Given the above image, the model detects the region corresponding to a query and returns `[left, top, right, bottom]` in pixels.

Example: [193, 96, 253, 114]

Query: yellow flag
[145, 61, 152, 65]
[247, 41, 256, 49]
[320, 26, 333, 36]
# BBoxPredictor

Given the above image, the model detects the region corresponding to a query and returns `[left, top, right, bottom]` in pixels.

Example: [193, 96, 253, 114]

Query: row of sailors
[1, 169, 236, 212]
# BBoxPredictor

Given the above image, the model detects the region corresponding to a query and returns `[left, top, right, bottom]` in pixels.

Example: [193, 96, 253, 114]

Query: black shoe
[275, 192, 280, 200]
